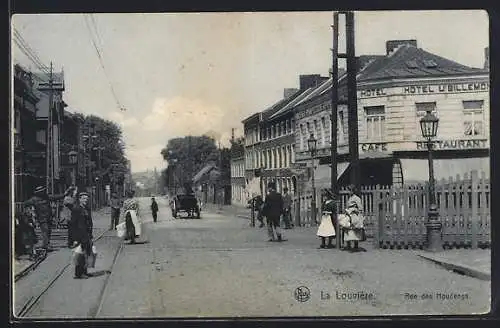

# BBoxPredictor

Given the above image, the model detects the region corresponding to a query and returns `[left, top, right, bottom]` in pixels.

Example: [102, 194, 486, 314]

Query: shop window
[365, 106, 385, 141]
[463, 100, 484, 136]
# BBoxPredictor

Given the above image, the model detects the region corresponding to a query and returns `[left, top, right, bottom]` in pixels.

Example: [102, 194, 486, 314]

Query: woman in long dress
[343, 184, 365, 252]
[316, 190, 337, 249]
[120, 192, 142, 244]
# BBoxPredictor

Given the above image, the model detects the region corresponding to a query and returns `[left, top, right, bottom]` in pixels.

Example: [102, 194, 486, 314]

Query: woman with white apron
[316, 190, 337, 249]
[340, 184, 365, 252]
[116, 195, 142, 244]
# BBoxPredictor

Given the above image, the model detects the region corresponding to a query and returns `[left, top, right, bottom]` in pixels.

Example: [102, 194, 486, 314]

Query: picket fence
[291, 170, 490, 250]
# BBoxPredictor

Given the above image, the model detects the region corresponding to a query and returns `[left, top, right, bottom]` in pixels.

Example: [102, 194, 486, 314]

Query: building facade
[230, 155, 246, 206]
[293, 40, 489, 199]
[13, 64, 42, 203]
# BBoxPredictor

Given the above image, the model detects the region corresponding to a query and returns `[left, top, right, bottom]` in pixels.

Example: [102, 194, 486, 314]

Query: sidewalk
[14, 206, 118, 316]
[416, 249, 491, 281]
[14, 207, 112, 279]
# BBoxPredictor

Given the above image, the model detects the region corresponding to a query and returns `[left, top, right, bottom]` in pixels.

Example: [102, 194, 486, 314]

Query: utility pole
[346, 11, 360, 193]
[331, 13, 340, 249]
[331, 11, 358, 249]
[46, 62, 54, 195]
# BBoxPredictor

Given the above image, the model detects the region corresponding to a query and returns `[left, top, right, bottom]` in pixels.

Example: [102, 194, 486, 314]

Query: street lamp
[419, 110, 442, 252]
[307, 133, 318, 225]
[68, 150, 78, 185]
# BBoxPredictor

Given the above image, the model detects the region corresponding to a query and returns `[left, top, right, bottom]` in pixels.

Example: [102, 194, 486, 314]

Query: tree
[77, 113, 129, 188]
[160, 136, 220, 191]
[229, 136, 245, 159]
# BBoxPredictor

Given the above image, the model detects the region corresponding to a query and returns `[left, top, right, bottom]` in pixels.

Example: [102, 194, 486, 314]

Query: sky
[11, 10, 489, 173]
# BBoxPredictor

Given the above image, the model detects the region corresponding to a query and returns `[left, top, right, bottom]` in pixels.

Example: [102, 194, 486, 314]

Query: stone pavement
[204, 206, 492, 281]
[14, 207, 115, 317]
[97, 209, 490, 317]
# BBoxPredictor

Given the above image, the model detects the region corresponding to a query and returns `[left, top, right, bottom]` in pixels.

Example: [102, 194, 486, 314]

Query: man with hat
[261, 181, 285, 242]
[25, 185, 75, 253]
[71, 191, 94, 278]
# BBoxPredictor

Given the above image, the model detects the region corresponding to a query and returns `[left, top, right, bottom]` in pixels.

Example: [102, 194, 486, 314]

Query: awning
[399, 157, 490, 184]
[314, 162, 350, 189]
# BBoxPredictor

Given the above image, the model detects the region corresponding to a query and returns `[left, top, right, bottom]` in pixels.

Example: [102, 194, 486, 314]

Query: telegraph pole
[346, 11, 360, 193]
[46, 62, 54, 195]
[331, 13, 340, 249]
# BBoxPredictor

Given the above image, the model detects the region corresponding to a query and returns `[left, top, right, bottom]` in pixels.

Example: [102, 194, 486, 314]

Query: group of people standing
[256, 181, 366, 251]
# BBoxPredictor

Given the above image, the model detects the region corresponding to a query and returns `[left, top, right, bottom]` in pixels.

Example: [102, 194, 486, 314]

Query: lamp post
[307, 133, 318, 225]
[419, 110, 442, 252]
[68, 149, 78, 186]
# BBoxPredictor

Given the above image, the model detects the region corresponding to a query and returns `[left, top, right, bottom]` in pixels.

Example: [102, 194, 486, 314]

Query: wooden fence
[377, 170, 490, 249]
[291, 185, 393, 238]
[291, 170, 490, 250]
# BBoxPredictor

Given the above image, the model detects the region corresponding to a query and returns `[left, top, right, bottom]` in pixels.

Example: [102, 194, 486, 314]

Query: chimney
[386, 39, 417, 55]
[284, 88, 299, 99]
[299, 74, 327, 90]
[484, 46, 489, 69]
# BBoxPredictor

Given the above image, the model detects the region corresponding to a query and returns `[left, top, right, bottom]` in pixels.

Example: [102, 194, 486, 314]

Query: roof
[192, 163, 217, 183]
[358, 44, 487, 82]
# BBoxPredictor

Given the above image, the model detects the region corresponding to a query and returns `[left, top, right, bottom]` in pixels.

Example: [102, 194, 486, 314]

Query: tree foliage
[77, 113, 129, 183]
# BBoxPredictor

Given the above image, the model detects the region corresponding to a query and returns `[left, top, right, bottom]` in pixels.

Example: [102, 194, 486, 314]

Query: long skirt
[344, 229, 362, 241]
[317, 214, 336, 237]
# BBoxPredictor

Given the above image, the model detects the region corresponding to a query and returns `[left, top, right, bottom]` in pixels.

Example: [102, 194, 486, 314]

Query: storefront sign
[360, 143, 388, 152]
[403, 82, 488, 95]
[359, 88, 387, 98]
[416, 139, 488, 150]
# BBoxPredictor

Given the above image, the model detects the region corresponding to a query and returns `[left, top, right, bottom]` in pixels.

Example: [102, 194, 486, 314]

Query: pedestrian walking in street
[253, 195, 264, 228]
[120, 192, 142, 244]
[63, 186, 79, 248]
[110, 193, 122, 230]
[25, 185, 74, 254]
[282, 187, 293, 229]
[316, 190, 337, 249]
[262, 182, 285, 242]
[151, 197, 159, 223]
[71, 192, 94, 279]
[342, 184, 366, 252]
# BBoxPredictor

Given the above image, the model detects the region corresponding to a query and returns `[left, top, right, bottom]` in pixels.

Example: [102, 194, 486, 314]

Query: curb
[417, 254, 491, 281]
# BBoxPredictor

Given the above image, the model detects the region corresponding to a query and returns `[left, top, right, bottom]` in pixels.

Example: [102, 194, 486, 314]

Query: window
[365, 106, 385, 141]
[285, 120, 289, 134]
[463, 100, 484, 136]
[299, 124, 305, 150]
[423, 59, 438, 68]
[321, 117, 326, 146]
[339, 111, 347, 135]
[405, 60, 419, 69]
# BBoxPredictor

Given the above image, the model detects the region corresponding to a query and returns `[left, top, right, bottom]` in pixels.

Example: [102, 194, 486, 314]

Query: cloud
[142, 97, 227, 136]
[107, 111, 139, 128]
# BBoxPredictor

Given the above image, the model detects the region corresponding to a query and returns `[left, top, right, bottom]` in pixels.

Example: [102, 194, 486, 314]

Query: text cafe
[359, 82, 489, 98]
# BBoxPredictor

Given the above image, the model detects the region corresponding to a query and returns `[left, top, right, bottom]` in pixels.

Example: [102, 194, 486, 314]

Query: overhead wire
[83, 14, 126, 112]
[12, 28, 51, 78]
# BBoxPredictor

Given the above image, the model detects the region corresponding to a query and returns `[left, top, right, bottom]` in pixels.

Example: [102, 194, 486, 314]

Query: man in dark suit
[262, 181, 285, 242]
[71, 192, 94, 279]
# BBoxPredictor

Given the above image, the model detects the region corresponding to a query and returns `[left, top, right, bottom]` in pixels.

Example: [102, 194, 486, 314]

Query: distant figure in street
[110, 193, 122, 230]
[72, 192, 94, 279]
[316, 189, 337, 249]
[15, 204, 37, 259]
[151, 197, 159, 223]
[282, 187, 293, 229]
[253, 195, 264, 228]
[25, 185, 74, 253]
[262, 182, 285, 242]
[342, 184, 365, 252]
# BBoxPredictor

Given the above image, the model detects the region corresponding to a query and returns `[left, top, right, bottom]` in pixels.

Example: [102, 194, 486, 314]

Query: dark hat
[267, 181, 276, 189]
[78, 192, 90, 197]
[34, 186, 46, 194]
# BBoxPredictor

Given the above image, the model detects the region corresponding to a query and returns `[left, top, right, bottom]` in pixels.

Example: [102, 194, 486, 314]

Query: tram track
[16, 228, 114, 318]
